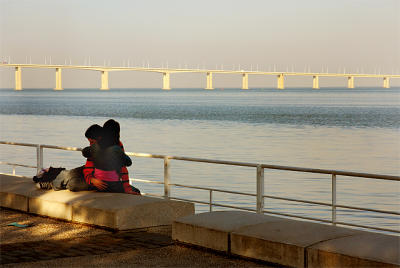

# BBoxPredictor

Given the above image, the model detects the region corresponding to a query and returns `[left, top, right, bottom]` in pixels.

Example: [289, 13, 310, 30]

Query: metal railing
[1, 141, 399, 234]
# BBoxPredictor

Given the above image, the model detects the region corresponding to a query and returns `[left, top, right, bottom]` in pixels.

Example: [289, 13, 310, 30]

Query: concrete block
[1, 174, 194, 230]
[72, 195, 194, 230]
[172, 211, 283, 252]
[28, 190, 106, 221]
[0, 175, 38, 211]
[0, 192, 28, 211]
[231, 220, 361, 268]
[307, 232, 400, 268]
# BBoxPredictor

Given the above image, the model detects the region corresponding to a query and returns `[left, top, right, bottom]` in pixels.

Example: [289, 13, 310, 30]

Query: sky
[0, 0, 399, 88]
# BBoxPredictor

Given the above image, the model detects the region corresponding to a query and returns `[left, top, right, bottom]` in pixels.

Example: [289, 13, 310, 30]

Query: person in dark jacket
[82, 119, 140, 194]
[82, 142, 132, 179]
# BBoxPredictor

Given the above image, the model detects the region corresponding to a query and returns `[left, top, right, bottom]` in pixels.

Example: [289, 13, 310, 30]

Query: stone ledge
[307, 232, 400, 268]
[72, 194, 195, 229]
[172, 210, 399, 268]
[0, 175, 39, 211]
[0, 174, 194, 230]
[231, 219, 361, 268]
[172, 211, 284, 252]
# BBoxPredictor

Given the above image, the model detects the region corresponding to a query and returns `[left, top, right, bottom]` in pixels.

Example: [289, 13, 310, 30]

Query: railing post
[256, 165, 264, 213]
[332, 174, 337, 225]
[36, 144, 43, 174]
[209, 190, 213, 212]
[164, 157, 170, 199]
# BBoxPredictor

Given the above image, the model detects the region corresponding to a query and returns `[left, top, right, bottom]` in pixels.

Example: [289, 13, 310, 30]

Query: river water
[0, 87, 399, 232]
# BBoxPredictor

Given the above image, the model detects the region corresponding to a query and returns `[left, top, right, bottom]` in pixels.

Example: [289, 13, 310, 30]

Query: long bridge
[1, 63, 399, 90]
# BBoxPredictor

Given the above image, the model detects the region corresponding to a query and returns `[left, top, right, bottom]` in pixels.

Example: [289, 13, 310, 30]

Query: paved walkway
[0, 208, 270, 267]
[1, 228, 172, 264]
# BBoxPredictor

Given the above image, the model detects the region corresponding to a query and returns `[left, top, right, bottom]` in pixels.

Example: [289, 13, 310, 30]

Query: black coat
[82, 144, 132, 171]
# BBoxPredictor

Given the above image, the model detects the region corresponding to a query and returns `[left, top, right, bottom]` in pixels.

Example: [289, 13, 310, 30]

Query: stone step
[0, 174, 194, 230]
[172, 211, 399, 268]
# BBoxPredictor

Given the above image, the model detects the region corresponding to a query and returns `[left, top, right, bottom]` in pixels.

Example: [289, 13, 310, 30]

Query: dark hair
[85, 124, 102, 139]
[100, 119, 120, 148]
[103, 119, 120, 134]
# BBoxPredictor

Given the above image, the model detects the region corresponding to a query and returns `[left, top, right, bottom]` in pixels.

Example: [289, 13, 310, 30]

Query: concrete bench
[307, 232, 400, 268]
[173, 211, 399, 268]
[0, 174, 194, 230]
[172, 210, 284, 252]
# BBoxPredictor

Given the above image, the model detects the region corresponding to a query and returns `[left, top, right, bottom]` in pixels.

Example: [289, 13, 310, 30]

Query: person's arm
[118, 141, 131, 166]
[111, 145, 132, 168]
[82, 158, 95, 185]
[120, 166, 136, 194]
[123, 153, 132, 167]
[83, 158, 107, 190]
[118, 141, 138, 194]
[117, 149, 135, 193]
[119, 141, 125, 151]
[91, 177, 107, 191]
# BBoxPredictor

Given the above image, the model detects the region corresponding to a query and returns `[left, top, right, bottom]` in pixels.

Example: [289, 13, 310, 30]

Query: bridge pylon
[277, 74, 285, 89]
[205, 72, 214, 90]
[54, 68, 63, 90]
[15, 67, 22, 90]
[313, 75, 320, 89]
[100, 71, 109, 90]
[162, 72, 171, 90]
[242, 73, 249, 90]
[383, 77, 390, 88]
[347, 76, 355, 89]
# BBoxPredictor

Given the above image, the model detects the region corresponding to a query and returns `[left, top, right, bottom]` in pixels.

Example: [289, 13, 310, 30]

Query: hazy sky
[0, 0, 399, 88]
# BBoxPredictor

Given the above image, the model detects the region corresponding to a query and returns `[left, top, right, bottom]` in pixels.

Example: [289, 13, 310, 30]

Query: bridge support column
[312, 75, 319, 89]
[100, 71, 109, 90]
[277, 74, 285, 89]
[54, 68, 63, 90]
[163, 72, 171, 90]
[15, 67, 22, 90]
[242, 73, 249, 90]
[205, 72, 213, 90]
[347, 76, 354, 89]
[383, 77, 390, 88]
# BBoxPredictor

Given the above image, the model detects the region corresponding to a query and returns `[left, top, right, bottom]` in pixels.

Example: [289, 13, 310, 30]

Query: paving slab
[172, 211, 284, 252]
[231, 220, 362, 268]
[307, 232, 400, 268]
[0, 174, 195, 230]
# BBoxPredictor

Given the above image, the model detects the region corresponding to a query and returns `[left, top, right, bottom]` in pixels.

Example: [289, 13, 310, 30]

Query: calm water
[0, 87, 399, 232]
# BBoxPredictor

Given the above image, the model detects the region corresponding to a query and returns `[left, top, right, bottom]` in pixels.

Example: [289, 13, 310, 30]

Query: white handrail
[1, 140, 399, 234]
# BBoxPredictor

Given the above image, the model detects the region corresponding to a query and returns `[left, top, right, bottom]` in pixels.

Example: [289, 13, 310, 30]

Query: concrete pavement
[0, 208, 270, 267]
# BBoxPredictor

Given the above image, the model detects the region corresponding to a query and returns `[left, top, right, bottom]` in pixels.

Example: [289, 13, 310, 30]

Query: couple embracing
[34, 119, 140, 195]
